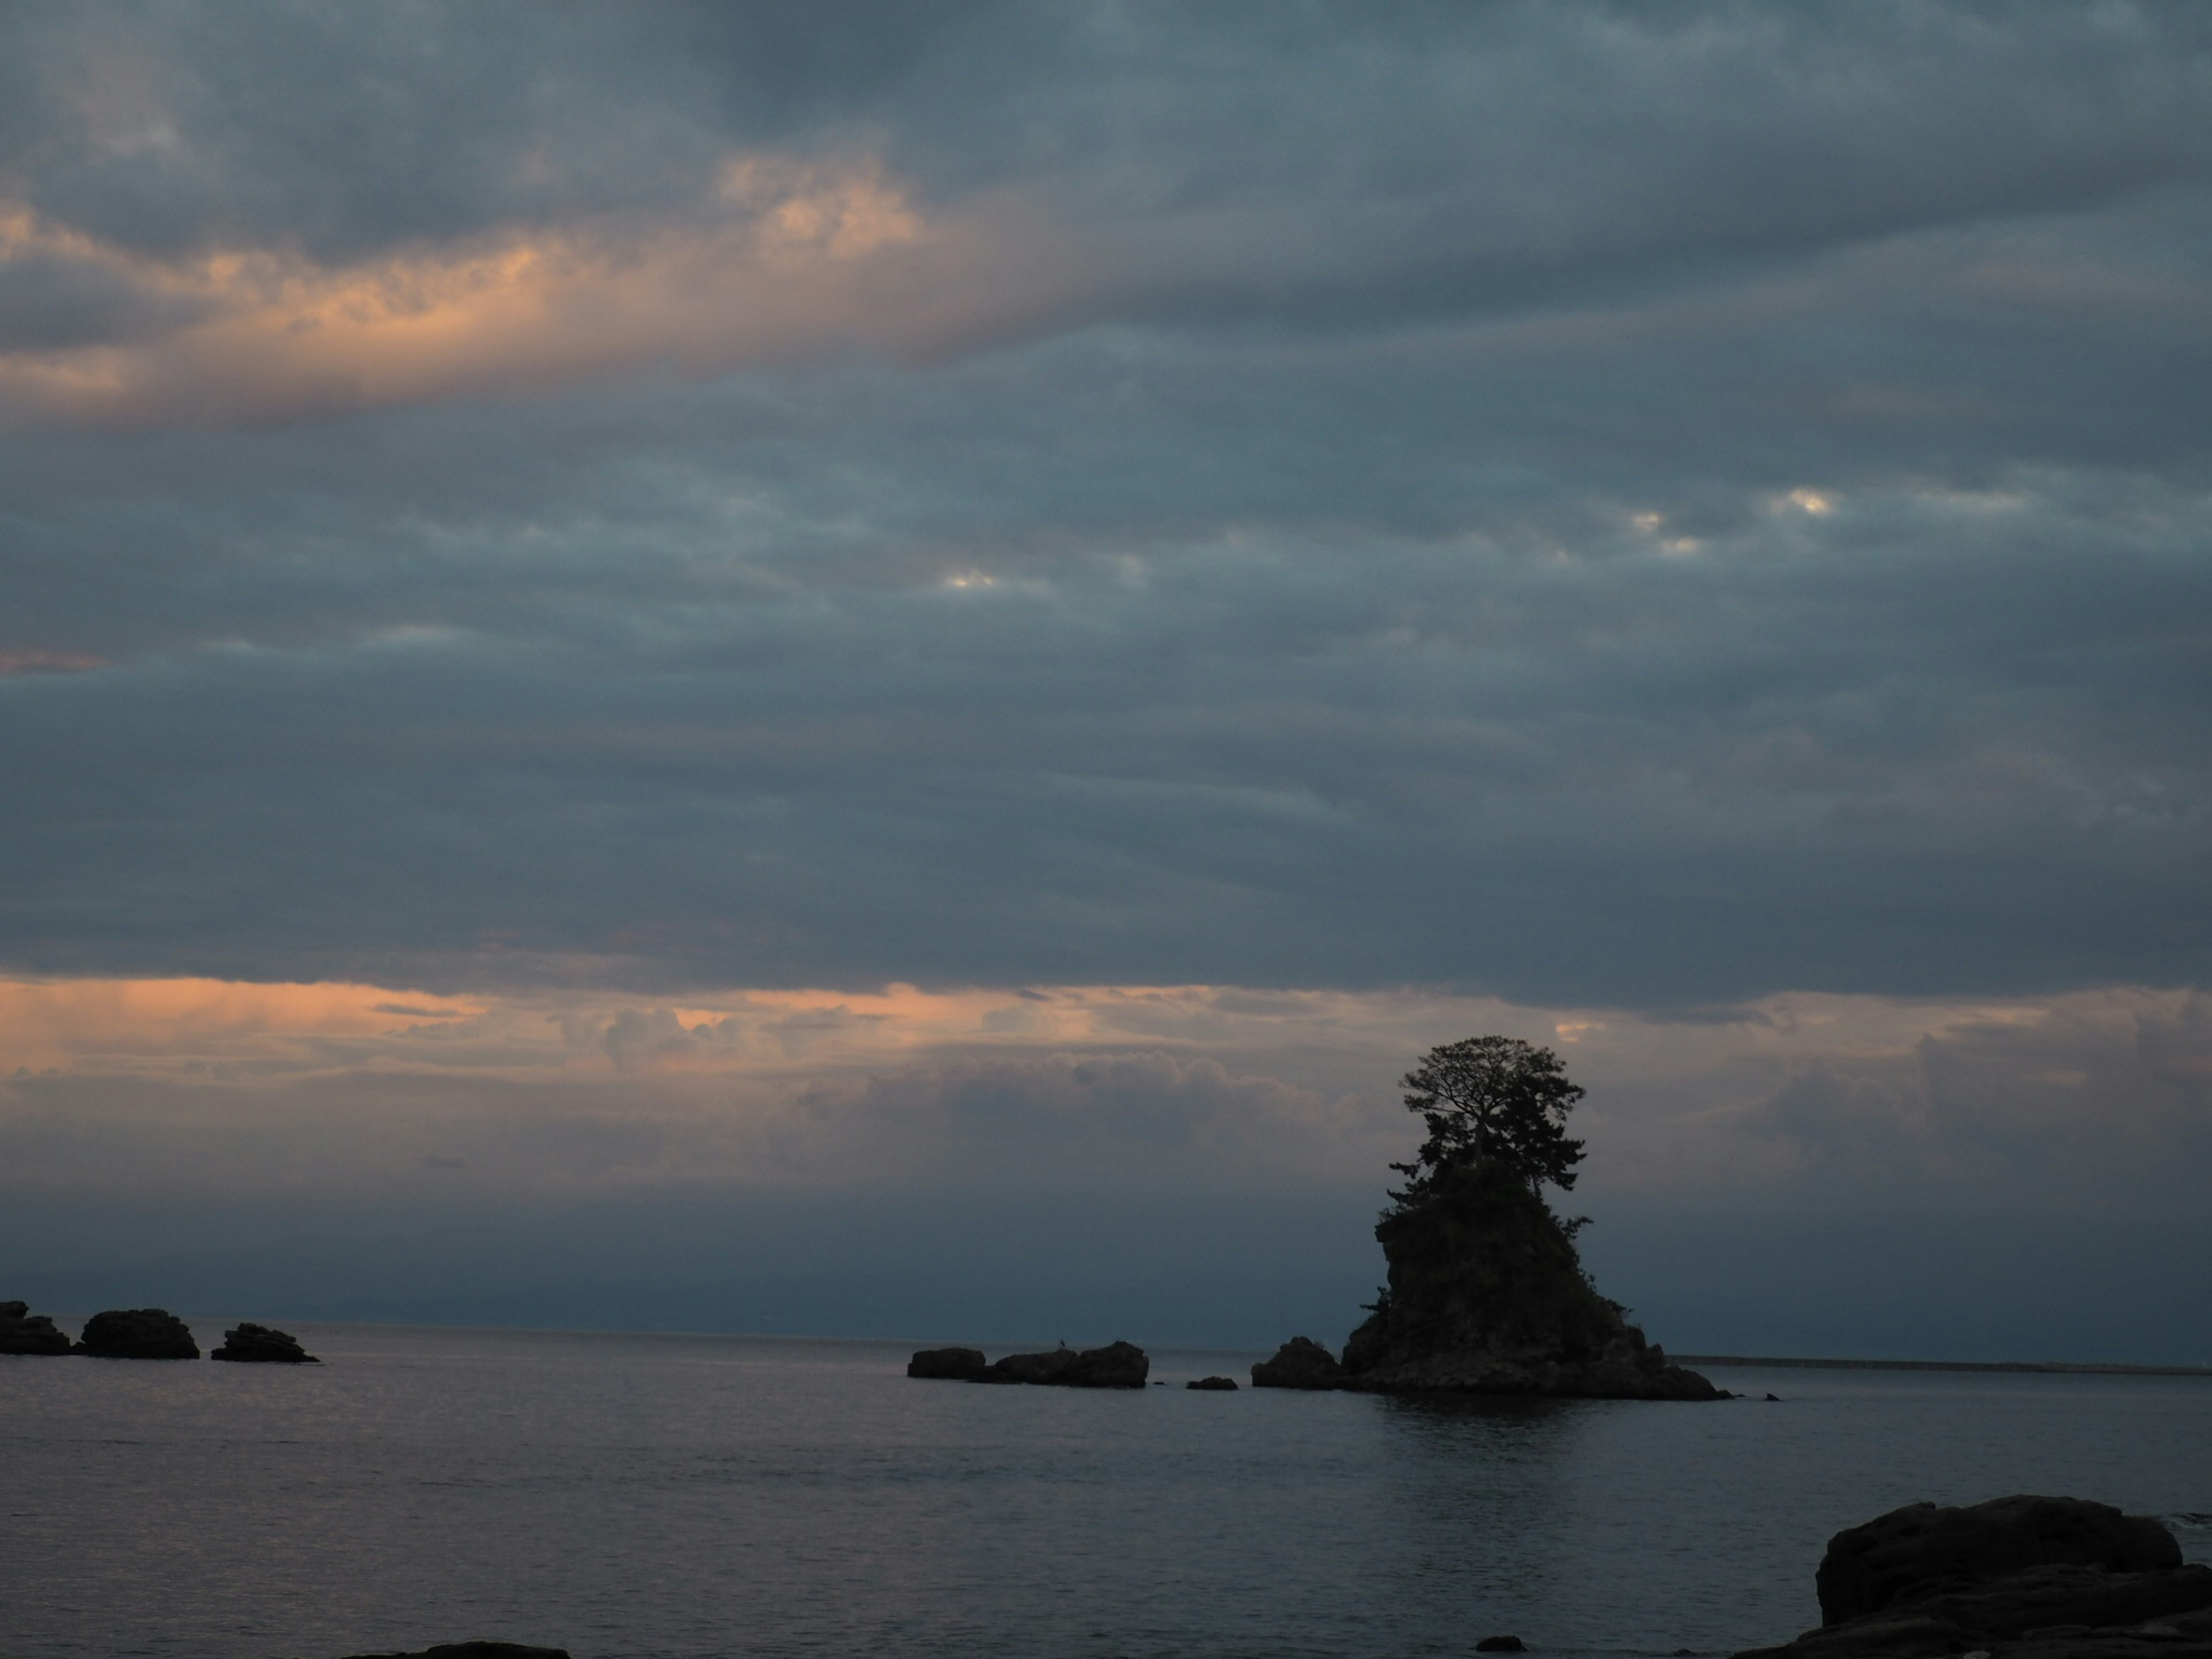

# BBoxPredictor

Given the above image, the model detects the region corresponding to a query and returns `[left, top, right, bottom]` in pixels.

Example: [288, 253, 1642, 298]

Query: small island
[1256, 1035, 1722, 1401]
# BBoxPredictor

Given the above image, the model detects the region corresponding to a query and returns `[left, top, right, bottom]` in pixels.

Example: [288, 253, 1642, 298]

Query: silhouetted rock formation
[0, 1300, 73, 1355]
[980, 1340, 1149, 1388]
[1185, 1375, 1238, 1391]
[907, 1346, 988, 1381]
[76, 1308, 199, 1359]
[209, 1322, 319, 1363]
[342, 1644, 571, 1659]
[1737, 1495, 2212, 1659]
[1336, 1161, 1721, 1400]
[1250, 1336, 1346, 1390]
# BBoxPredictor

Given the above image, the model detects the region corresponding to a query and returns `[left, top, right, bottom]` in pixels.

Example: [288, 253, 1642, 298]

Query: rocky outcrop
[0, 1300, 74, 1355]
[908, 1346, 989, 1381]
[980, 1341, 1149, 1388]
[1251, 1336, 1346, 1390]
[342, 1644, 571, 1658]
[1186, 1375, 1238, 1391]
[1336, 1161, 1721, 1400]
[209, 1322, 319, 1363]
[1737, 1495, 2212, 1659]
[76, 1308, 199, 1359]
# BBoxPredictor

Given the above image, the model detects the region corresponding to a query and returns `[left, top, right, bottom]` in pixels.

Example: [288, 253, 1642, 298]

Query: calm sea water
[3, 1324, 2208, 1659]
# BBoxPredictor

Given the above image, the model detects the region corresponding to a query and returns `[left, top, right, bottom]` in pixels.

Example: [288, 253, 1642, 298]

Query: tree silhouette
[1389, 1035, 1586, 1205]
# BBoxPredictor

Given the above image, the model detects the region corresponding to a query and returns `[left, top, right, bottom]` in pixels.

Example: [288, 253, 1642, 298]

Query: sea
[3, 1324, 2208, 1659]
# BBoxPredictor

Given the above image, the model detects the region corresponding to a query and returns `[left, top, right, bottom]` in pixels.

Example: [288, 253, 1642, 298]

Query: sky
[3, 2, 2209, 1361]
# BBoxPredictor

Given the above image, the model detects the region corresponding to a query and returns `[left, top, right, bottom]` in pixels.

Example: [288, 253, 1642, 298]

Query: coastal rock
[0, 1300, 74, 1355]
[1250, 1336, 1346, 1391]
[209, 1322, 319, 1363]
[979, 1341, 1149, 1388]
[75, 1308, 199, 1359]
[1186, 1376, 1238, 1391]
[1336, 1161, 1721, 1401]
[1735, 1495, 2212, 1659]
[907, 1346, 988, 1381]
[1817, 1494, 2182, 1624]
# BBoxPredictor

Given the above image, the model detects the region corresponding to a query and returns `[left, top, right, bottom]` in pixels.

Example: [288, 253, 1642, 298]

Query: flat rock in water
[210, 1321, 319, 1363]
[1185, 1375, 1238, 1390]
[1251, 1336, 1344, 1391]
[980, 1341, 1149, 1388]
[1735, 1494, 2212, 1659]
[75, 1308, 199, 1359]
[342, 1644, 572, 1658]
[907, 1346, 988, 1381]
[0, 1300, 74, 1355]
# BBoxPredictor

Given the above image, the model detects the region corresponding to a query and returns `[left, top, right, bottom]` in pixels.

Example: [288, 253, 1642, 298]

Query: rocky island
[908, 1340, 1149, 1388]
[1253, 1036, 1721, 1400]
[0, 1300, 74, 1355]
[1737, 1493, 2212, 1658]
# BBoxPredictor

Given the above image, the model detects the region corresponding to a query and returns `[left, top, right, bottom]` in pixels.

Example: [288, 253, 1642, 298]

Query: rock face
[1336, 1161, 1721, 1400]
[1737, 1495, 2212, 1659]
[0, 1300, 74, 1355]
[76, 1308, 199, 1359]
[1186, 1375, 1238, 1391]
[1251, 1336, 1347, 1390]
[209, 1322, 319, 1363]
[907, 1346, 988, 1381]
[982, 1341, 1149, 1388]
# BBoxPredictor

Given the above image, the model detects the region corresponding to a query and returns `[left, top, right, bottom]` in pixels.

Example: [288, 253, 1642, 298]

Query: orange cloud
[0, 155, 1107, 429]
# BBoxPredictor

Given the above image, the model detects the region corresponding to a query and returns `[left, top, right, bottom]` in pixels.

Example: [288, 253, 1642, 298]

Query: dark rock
[0, 1300, 74, 1355]
[1817, 1495, 2183, 1625]
[342, 1644, 572, 1658]
[1734, 1495, 2212, 1659]
[1766, 1392, 1782, 1401]
[1337, 1161, 1721, 1400]
[907, 1346, 988, 1381]
[1252, 1335, 1346, 1390]
[75, 1308, 199, 1359]
[1186, 1376, 1238, 1391]
[209, 1321, 319, 1363]
[980, 1341, 1149, 1388]
[1476, 1638, 1526, 1652]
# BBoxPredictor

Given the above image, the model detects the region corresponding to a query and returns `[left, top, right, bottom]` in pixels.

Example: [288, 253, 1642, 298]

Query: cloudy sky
[3, 2, 2208, 1359]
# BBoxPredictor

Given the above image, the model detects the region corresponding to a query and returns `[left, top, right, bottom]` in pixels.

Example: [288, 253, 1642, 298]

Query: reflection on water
[1, 1325, 2207, 1659]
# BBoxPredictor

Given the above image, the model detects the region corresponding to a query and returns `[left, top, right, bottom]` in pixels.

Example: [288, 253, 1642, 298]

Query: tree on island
[1387, 1034, 1586, 1209]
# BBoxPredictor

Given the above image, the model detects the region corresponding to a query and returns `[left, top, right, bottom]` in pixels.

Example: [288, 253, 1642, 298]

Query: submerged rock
[907, 1346, 988, 1381]
[976, 1340, 1150, 1388]
[1335, 1161, 1721, 1401]
[0, 1300, 74, 1355]
[1185, 1375, 1238, 1391]
[342, 1644, 571, 1658]
[1736, 1495, 2212, 1659]
[1250, 1336, 1346, 1391]
[209, 1322, 319, 1363]
[75, 1308, 199, 1359]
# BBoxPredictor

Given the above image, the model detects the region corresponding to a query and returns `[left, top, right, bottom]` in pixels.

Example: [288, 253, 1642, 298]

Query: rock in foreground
[209, 1322, 319, 1363]
[907, 1346, 988, 1381]
[1251, 1336, 1346, 1390]
[1336, 1161, 1721, 1400]
[1738, 1494, 2212, 1659]
[76, 1308, 199, 1359]
[0, 1300, 74, 1355]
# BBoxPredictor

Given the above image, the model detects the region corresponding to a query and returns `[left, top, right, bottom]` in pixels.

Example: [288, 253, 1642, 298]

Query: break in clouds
[1, 3, 2209, 1277]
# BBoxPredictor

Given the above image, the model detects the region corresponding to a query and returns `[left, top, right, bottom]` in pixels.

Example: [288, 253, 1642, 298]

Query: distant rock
[1250, 1336, 1346, 1391]
[976, 1341, 1150, 1388]
[209, 1322, 319, 1363]
[1475, 1638, 1524, 1653]
[907, 1346, 988, 1381]
[0, 1300, 73, 1355]
[342, 1644, 571, 1659]
[1185, 1375, 1238, 1391]
[1335, 1161, 1721, 1400]
[1736, 1495, 2212, 1659]
[76, 1308, 199, 1359]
